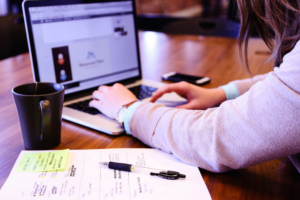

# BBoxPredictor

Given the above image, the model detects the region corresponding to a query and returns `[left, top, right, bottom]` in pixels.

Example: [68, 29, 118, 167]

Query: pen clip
[150, 171, 186, 180]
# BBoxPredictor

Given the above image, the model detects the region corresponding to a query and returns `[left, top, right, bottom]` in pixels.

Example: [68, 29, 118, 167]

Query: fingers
[92, 90, 104, 101]
[150, 85, 173, 102]
[89, 99, 102, 110]
[98, 83, 127, 94]
[98, 85, 109, 92]
[94, 84, 119, 100]
[112, 83, 123, 88]
[90, 90, 104, 110]
[150, 82, 188, 103]
[176, 102, 198, 110]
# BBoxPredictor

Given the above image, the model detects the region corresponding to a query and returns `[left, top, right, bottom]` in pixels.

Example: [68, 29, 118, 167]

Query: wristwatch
[116, 100, 139, 126]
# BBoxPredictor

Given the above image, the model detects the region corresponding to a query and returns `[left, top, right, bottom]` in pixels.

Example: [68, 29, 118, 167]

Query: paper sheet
[16, 150, 69, 172]
[0, 149, 211, 200]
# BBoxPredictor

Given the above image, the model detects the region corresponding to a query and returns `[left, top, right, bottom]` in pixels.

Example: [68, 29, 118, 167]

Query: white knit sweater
[128, 41, 300, 173]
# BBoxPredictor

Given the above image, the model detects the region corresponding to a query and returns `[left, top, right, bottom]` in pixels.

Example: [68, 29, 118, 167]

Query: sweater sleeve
[219, 73, 269, 100]
[231, 73, 268, 95]
[129, 41, 300, 173]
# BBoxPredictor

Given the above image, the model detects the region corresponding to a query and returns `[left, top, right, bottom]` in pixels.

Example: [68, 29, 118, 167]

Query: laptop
[22, 0, 186, 135]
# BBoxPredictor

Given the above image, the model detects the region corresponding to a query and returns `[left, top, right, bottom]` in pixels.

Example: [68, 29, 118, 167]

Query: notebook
[22, 0, 186, 135]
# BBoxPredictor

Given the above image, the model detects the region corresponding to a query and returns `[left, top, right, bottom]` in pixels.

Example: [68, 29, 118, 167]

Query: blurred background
[136, 0, 231, 18]
[0, 0, 27, 60]
[0, 0, 235, 19]
[0, 0, 240, 60]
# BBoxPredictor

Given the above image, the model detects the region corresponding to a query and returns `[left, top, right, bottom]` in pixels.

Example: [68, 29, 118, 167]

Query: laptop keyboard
[66, 98, 101, 115]
[66, 85, 157, 115]
[128, 85, 157, 100]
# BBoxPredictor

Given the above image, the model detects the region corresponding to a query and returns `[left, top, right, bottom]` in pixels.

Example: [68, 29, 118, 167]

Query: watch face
[117, 107, 127, 124]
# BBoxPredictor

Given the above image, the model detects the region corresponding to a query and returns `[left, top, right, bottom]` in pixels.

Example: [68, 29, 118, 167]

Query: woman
[89, 0, 300, 172]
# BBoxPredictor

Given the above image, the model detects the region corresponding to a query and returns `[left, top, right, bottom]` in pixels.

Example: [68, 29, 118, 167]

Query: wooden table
[0, 31, 299, 199]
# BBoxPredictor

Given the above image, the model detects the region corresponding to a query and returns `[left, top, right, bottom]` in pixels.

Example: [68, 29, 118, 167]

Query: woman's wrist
[116, 100, 139, 126]
[212, 88, 227, 106]
[219, 83, 240, 100]
[123, 102, 145, 135]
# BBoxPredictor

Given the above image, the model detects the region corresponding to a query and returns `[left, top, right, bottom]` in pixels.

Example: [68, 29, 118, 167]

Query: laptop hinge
[64, 87, 97, 102]
[118, 79, 137, 86]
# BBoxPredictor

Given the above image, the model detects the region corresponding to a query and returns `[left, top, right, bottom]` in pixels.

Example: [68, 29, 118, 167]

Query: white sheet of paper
[0, 149, 211, 200]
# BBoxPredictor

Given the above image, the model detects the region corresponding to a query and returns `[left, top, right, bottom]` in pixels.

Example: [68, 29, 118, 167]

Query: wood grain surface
[0, 31, 299, 199]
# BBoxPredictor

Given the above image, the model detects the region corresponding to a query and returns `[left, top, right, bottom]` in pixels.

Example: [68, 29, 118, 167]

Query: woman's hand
[89, 83, 138, 119]
[150, 81, 226, 110]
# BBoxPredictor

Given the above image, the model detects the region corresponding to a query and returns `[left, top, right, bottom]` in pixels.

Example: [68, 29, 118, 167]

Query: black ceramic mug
[12, 82, 65, 150]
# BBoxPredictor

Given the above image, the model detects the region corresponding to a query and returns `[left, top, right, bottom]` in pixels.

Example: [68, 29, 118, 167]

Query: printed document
[0, 148, 211, 200]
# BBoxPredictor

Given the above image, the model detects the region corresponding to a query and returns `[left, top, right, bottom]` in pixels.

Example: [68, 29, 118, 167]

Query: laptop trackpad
[147, 92, 187, 108]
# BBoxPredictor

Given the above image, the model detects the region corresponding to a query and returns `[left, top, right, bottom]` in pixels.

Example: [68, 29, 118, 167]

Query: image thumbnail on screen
[52, 46, 73, 83]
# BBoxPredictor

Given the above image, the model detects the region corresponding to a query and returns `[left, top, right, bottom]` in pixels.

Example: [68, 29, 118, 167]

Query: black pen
[100, 161, 186, 180]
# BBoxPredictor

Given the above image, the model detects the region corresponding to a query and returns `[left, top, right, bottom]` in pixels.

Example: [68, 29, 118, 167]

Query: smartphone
[162, 72, 210, 85]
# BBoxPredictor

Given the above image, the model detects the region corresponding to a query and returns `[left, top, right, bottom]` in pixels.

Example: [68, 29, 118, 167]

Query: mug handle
[39, 100, 52, 142]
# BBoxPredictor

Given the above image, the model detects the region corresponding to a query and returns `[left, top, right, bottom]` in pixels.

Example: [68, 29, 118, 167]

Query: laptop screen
[25, 0, 140, 95]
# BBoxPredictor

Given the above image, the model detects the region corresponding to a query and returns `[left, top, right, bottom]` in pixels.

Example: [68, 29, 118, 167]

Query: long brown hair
[237, 0, 300, 72]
